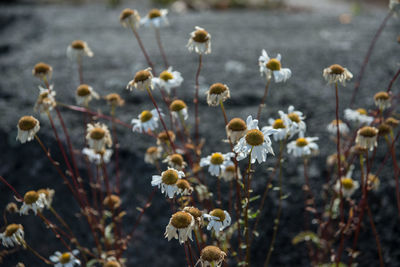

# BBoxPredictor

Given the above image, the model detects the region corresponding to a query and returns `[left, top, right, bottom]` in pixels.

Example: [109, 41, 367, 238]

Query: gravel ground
[0, 0, 399, 266]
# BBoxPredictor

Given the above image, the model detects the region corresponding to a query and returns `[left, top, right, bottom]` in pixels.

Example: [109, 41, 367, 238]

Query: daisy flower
[37, 188, 55, 209]
[326, 119, 349, 136]
[34, 85, 56, 115]
[373, 91, 391, 111]
[367, 173, 380, 191]
[141, 9, 169, 28]
[144, 146, 162, 165]
[164, 211, 194, 244]
[151, 167, 185, 198]
[82, 148, 113, 165]
[204, 209, 231, 233]
[50, 250, 81, 267]
[334, 177, 359, 198]
[226, 118, 247, 144]
[197, 246, 226, 267]
[187, 26, 211, 55]
[378, 123, 392, 137]
[104, 93, 125, 107]
[262, 118, 289, 142]
[323, 64, 352, 86]
[344, 108, 373, 125]
[183, 206, 203, 227]
[390, 0, 400, 15]
[157, 130, 176, 146]
[32, 62, 52, 80]
[67, 40, 93, 61]
[131, 109, 162, 133]
[126, 68, 153, 91]
[234, 115, 275, 164]
[170, 100, 188, 122]
[19, 190, 47, 215]
[16, 116, 40, 144]
[200, 152, 235, 177]
[75, 84, 99, 106]
[104, 261, 121, 267]
[206, 83, 230, 107]
[176, 179, 193, 196]
[355, 126, 378, 151]
[119, 8, 140, 28]
[386, 117, 399, 128]
[258, 50, 291, 82]
[86, 122, 112, 152]
[220, 164, 241, 182]
[103, 194, 121, 210]
[0, 224, 24, 247]
[287, 136, 319, 158]
[278, 105, 306, 136]
[152, 67, 183, 94]
[163, 153, 187, 170]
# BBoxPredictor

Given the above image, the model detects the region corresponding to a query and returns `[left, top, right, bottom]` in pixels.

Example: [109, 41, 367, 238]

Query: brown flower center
[209, 83, 227, 95]
[76, 84, 91, 96]
[158, 131, 175, 143]
[5, 224, 22, 237]
[18, 116, 38, 131]
[120, 8, 134, 20]
[227, 118, 246, 131]
[201, 246, 224, 262]
[104, 261, 121, 267]
[288, 113, 300, 123]
[33, 62, 51, 75]
[171, 211, 192, 228]
[140, 110, 153, 123]
[162, 169, 179, 185]
[266, 58, 281, 71]
[359, 126, 378, 138]
[329, 64, 345, 75]
[378, 123, 391, 136]
[170, 154, 184, 166]
[210, 208, 226, 221]
[245, 129, 264, 146]
[183, 207, 202, 219]
[374, 91, 390, 101]
[176, 179, 191, 191]
[90, 128, 106, 140]
[170, 100, 187, 112]
[71, 40, 85, 50]
[210, 153, 224, 165]
[146, 146, 158, 154]
[103, 194, 121, 209]
[385, 117, 399, 128]
[134, 70, 151, 83]
[225, 165, 236, 173]
[193, 29, 209, 43]
[148, 9, 161, 19]
[24, 190, 39, 205]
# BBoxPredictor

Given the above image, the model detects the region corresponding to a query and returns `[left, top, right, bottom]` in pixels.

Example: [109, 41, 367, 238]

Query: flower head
[144, 146, 162, 165]
[75, 84, 99, 106]
[200, 152, 235, 177]
[287, 136, 319, 158]
[389, 0, 400, 14]
[204, 209, 231, 233]
[126, 68, 153, 91]
[170, 99, 188, 122]
[367, 173, 380, 191]
[323, 64, 352, 86]
[258, 50, 291, 82]
[67, 40, 93, 61]
[183, 206, 203, 226]
[220, 164, 241, 182]
[151, 167, 185, 198]
[187, 26, 211, 55]
[37, 188, 55, 209]
[103, 194, 121, 210]
[226, 118, 247, 144]
[278, 105, 306, 136]
[141, 9, 168, 28]
[355, 126, 378, 151]
[86, 122, 112, 152]
[20, 190, 47, 215]
[152, 67, 184, 94]
[334, 177, 359, 198]
[164, 211, 194, 244]
[385, 117, 399, 128]
[176, 179, 193, 196]
[120, 8, 140, 28]
[262, 118, 289, 142]
[131, 109, 163, 133]
[34, 86, 57, 115]
[17, 116, 40, 144]
[105, 93, 125, 107]
[0, 224, 24, 247]
[104, 261, 121, 267]
[197, 246, 226, 267]
[344, 108, 373, 125]
[206, 83, 230, 106]
[326, 119, 349, 136]
[32, 62, 53, 80]
[157, 130, 176, 146]
[50, 250, 81, 267]
[163, 153, 187, 170]
[374, 91, 391, 110]
[82, 148, 113, 165]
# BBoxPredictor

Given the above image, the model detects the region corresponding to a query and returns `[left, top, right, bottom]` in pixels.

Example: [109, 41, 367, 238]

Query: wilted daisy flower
[0, 224, 24, 247]
[50, 250, 81, 267]
[153, 67, 183, 94]
[334, 177, 359, 198]
[176, 179, 193, 196]
[151, 167, 185, 198]
[131, 109, 162, 133]
[378, 123, 392, 137]
[157, 130, 176, 146]
[258, 50, 291, 82]
[6, 203, 19, 214]
[195, 184, 212, 202]
[164, 211, 194, 244]
[278, 105, 306, 135]
[326, 119, 349, 136]
[262, 118, 289, 141]
[119, 8, 140, 28]
[126, 68, 153, 91]
[206, 83, 230, 106]
[37, 188, 55, 209]
[75, 84, 99, 106]
[17, 116, 40, 144]
[141, 9, 168, 28]
[170, 100, 188, 121]
[105, 93, 125, 107]
[20, 190, 47, 215]
[220, 164, 241, 182]
[86, 122, 112, 152]
[197, 246, 226, 267]
[104, 261, 121, 267]
[187, 26, 211, 55]
[234, 115, 275, 164]
[204, 209, 231, 233]
[32, 62, 53, 80]
[67, 40, 94, 61]
[390, 0, 400, 14]
[374, 91, 391, 110]
[226, 118, 247, 144]
[367, 173, 380, 191]
[355, 126, 378, 151]
[163, 153, 187, 170]
[200, 152, 235, 177]
[103, 194, 121, 210]
[144, 146, 162, 165]
[344, 108, 373, 125]
[386, 117, 399, 128]
[34, 86, 56, 115]
[287, 136, 319, 158]
[323, 64, 353, 86]
[183, 206, 203, 227]
[83, 148, 113, 165]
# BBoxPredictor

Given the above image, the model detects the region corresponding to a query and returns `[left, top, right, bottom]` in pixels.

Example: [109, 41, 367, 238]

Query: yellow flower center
[24, 191, 39, 205]
[209, 83, 227, 95]
[359, 126, 378, 138]
[140, 110, 153, 123]
[329, 64, 345, 75]
[162, 169, 179, 185]
[120, 8, 135, 20]
[5, 224, 22, 237]
[296, 138, 308, 147]
[170, 154, 184, 166]
[266, 58, 281, 71]
[33, 62, 51, 75]
[71, 40, 85, 50]
[59, 252, 71, 264]
[104, 261, 121, 267]
[159, 71, 174, 81]
[148, 9, 161, 19]
[210, 208, 226, 221]
[90, 128, 106, 140]
[210, 153, 224, 165]
[288, 113, 300, 123]
[272, 119, 285, 129]
[171, 211, 192, 228]
[374, 91, 390, 101]
[176, 179, 191, 191]
[201, 246, 224, 262]
[245, 129, 264, 146]
[76, 84, 91, 96]
[134, 70, 151, 82]
[170, 100, 187, 112]
[146, 146, 158, 154]
[356, 108, 367, 115]
[341, 177, 354, 190]
[227, 118, 247, 131]
[193, 29, 209, 43]
[18, 116, 38, 131]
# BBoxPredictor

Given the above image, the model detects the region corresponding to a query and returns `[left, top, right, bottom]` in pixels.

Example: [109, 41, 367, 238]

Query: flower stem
[257, 79, 271, 121]
[155, 27, 169, 68]
[194, 54, 203, 149]
[130, 25, 155, 73]
[244, 147, 254, 266]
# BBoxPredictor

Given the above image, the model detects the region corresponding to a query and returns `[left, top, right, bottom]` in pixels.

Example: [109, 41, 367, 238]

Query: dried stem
[155, 27, 169, 68]
[257, 79, 271, 120]
[194, 54, 203, 148]
[130, 25, 156, 73]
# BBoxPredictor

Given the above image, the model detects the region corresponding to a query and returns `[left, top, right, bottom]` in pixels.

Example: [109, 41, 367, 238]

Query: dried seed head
[105, 93, 125, 106]
[59, 252, 71, 264]
[170, 100, 187, 112]
[209, 83, 228, 95]
[134, 69, 152, 83]
[37, 188, 50, 198]
[159, 70, 174, 81]
[193, 29, 209, 43]
[201, 246, 225, 262]
[225, 165, 236, 173]
[148, 9, 161, 19]
[245, 129, 264, 146]
[162, 169, 179, 185]
[288, 113, 300, 123]
[385, 117, 399, 128]
[359, 126, 378, 138]
[120, 8, 135, 21]
[6, 203, 18, 213]
[158, 131, 176, 143]
[210, 153, 224, 165]
[24, 190, 39, 205]
[378, 123, 391, 136]
[176, 179, 191, 191]
[140, 110, 153, 123]
[272, 119, 285, 129]
[103, 194, 121, 209]
[329, 64, 345, 75]
[296, 138, 309, 147]
[170, 154, 184, 166]
[5, 224, 23, 237]
[210, 208, 226, 221]
[76, 84, 91, 96]
[183, 206, 202, 219]
[341, 177, 354, 190]
[32, 62, 52, 77]
[104, 261, 121, 267]
[266, 58, 281, 71]
[146, 146, 158, 154]
[18, 116, 38, 131]
[90, 127, 106, 140]
[227, 118, 246, 131]
[351, 145, 367, 155]
[356, 108, 367, 115]
[171, 211, 192, 228]
[374, 91, 390, 101]
[71, 40, 85, 50]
